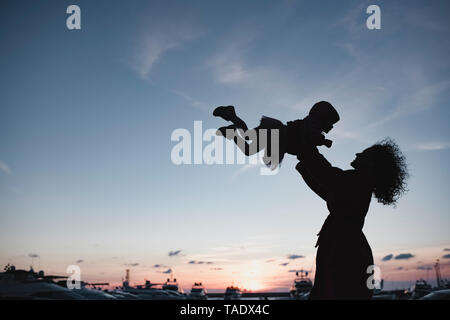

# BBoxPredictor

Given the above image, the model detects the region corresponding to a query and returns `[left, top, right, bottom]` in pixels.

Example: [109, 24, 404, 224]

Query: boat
[0, 265, 84, 300]
[419, 289, 450, 300]
[409, 279, 433, 300]
[224, 285, 242, 300]
[104, 288, 139, 300]
[55, 280, 117, 300]
[120, 270, 184, 300]
[162, 274, 185, 296]
[122, 279, 180, 300]
[289, 270, 312, 300]
[188, 282, 207, 300]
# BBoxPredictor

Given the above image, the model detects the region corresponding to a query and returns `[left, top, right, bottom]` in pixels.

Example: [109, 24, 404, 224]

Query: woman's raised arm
[296, 145, 342, 201]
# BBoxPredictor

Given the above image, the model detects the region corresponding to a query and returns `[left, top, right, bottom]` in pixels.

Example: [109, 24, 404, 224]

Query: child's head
[308, 101, 340, 133]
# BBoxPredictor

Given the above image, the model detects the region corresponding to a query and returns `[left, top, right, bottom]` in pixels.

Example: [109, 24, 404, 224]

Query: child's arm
[310, 132, 333, 148]
[320, 138, 333, 148]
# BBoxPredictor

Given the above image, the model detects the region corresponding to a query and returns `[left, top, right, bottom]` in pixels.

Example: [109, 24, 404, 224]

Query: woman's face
[350, 148, 374, 170]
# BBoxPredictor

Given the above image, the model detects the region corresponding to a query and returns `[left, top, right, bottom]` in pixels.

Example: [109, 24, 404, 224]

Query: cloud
[206, 37, 254, 85]
[416, 142, 450, 151]
[161, 268, 172, 274]
[188, 260, 213, 265]
[187, 243, 277, 263]
[124, 263, 139, 267]
[152, 264, 168, 268]
[279, 262, 289, 266]
[132, 18, 202, 78]
[337, 2, 368, 36]
[207, 34, 316, 114]
[394, 253, 415, 260]
[214, 62, 252, 84]
[396, 267, 404, 270]
[417, 266, 432, 271]
[206, 3, 296, 88]
[368, 79, 450, 129]
[444, 249, 450, 251]
[382, 254, 393, 262]
[287, 254, 305, 260]
[28, 253, 39, 258]
[266, 259, 275, 263]
[76, 259, 84, 264]
[0, 161, 11, 174]
[443, 254, 450, 259]
[288, 269, 312, 273]
[172, 90, 208, 112]
[210, 267, 223, 271]
[199, 1, 450, 150]
[229, 163, 260, 183]
[168, 250, 182, 257]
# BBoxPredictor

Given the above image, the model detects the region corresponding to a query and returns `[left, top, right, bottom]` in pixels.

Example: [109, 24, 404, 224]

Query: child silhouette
[213, 101, 340, 169]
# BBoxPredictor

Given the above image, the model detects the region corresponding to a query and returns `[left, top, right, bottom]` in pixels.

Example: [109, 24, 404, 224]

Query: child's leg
[213, 105, 249, 131]
[217, 125, 264, 156]
[233, 130, 260, 156]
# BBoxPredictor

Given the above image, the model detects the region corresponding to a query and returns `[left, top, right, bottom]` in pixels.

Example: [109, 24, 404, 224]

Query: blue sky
[0, 0, 449, 290]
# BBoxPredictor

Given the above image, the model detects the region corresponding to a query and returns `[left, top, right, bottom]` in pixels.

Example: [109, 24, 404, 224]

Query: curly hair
[369, 138, 409, 206]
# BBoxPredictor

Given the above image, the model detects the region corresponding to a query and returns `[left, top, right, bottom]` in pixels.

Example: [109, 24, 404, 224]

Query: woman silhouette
[296, 138, 408, 299]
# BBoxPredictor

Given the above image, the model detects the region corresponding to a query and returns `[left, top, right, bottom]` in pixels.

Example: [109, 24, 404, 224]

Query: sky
[0, 0, 449, 292]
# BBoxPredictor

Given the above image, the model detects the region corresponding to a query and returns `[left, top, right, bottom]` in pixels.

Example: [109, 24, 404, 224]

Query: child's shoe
[213, 105, 236, 122]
